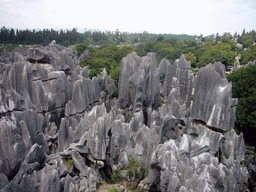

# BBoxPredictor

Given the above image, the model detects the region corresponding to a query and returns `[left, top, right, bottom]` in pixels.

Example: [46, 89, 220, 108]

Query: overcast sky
[0, 0, 255, 36]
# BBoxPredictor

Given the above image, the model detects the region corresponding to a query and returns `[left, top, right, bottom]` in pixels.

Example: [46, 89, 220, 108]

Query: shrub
[126, 156, 149, 180]
[62, 157, 74, 171]
[110, 170, 122, 184]
[158, 101, 163, 108]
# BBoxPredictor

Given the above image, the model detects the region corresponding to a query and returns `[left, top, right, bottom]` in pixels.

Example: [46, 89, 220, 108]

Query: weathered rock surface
[118, 52, 159, 111]
[191, 62, 235, 131]
[147, 131, 248, 192]
[0, 42, 250, 191]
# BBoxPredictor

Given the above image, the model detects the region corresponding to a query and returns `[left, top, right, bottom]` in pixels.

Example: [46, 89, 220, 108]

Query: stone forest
[0, 40, 255, 192]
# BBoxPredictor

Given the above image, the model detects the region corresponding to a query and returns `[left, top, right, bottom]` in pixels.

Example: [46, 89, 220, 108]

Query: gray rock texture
[0, 42, 250, 191]
[191, 62, 235, 131]
[147, 130, 248, 192]
[118, 52, 159, 111]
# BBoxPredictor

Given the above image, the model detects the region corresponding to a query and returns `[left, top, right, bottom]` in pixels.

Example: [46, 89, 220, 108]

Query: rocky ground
[0, 41, 255, 192]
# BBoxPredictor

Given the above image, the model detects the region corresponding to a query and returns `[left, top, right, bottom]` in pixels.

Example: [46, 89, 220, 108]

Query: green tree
[135, 43, 147, 57]
[196, 60, 207, 68]
[197, 43, 235, 67]
[227, 65, 256, 151]
[75, 43, 88, 57]
[242, 28, 246, 37]
[163, 38, 178, 47]
[156, 35, 164, 42]
[144, 41, 156, 52]
[243, 36, 254, 48]
[240, 44, 256, 65]
[185, 52, 196, 67]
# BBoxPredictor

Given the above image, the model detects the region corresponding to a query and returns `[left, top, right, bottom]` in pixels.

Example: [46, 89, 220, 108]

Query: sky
[0, 0, 255, 36]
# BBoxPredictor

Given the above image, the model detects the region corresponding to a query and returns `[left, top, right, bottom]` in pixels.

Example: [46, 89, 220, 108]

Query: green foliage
[127, 169, 134, 178]
[158, 101, 163, 108]
[227, 65, 256, 149]
[185, 52, 197, 67]
[0, 27, 84, 46]
[109, 66, 120, 86]
[196, 43, 236, 67]
[135, 43, 147, 57]
[144, 41, 156, 52]
[4, 44, 18, 52]
[115, 46, 134, 63]
[79, 44, 133, 83]
[108, 187, 118, 192]
[75, 43, 88, 57]
[152, 43, 175, 63]
[110, 170, 122, 184]
[196, 60, 207, 68]
[238, 36, 255, 48]
[224, 153, 230, 159]
[239, 44, 256, 65]
[62, 157, 74, 171]
[190, 68, 199, 73]
[126, 156, 149, 180]
[156, 35, 164, 42]
[163, 38, 178, 47]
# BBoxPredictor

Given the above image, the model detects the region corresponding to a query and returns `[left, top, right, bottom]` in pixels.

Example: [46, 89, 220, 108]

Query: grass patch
[110, 170, 122, 184]
[62, 156, 74, 171]
[108, 187, 118, 192]
[126, 156, 149, 180]
[108, 156, 149, 186]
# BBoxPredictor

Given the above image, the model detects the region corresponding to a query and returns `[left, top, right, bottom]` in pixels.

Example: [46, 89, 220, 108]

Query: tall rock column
[191, 62, 237, 131]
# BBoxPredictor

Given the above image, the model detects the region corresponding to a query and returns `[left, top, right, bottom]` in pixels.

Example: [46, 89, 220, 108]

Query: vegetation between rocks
[62, 157, 74, 171]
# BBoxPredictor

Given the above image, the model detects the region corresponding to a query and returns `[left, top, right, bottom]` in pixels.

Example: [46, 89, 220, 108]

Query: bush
[62, 157, 74, 171]
[158, 101, 163, 108]
[125, 156, 149, 180]
[110, 170, 122, 184]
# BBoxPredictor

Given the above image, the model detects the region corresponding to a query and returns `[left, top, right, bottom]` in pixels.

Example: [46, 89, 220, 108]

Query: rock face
[146, 62, 248, 191]
[118, 52, 159, 111]
[0, 43, 250, 191]
[191, 62, 235, 131]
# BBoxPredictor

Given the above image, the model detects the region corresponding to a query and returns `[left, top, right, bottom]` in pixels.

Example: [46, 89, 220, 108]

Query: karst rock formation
[0, 41, 253, 192]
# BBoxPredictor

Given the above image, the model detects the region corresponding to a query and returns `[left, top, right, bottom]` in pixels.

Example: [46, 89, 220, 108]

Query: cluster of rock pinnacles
[0, 41, 254, 191]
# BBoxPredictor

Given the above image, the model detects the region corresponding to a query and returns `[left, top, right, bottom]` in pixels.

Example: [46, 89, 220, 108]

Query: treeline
[1, 26, 255, 68]
[0, 27, 84, 46]
[0, 27, 195, 46]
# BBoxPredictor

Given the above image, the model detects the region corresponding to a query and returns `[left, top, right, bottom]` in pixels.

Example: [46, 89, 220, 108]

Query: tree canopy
[227, 65, 256, 149]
